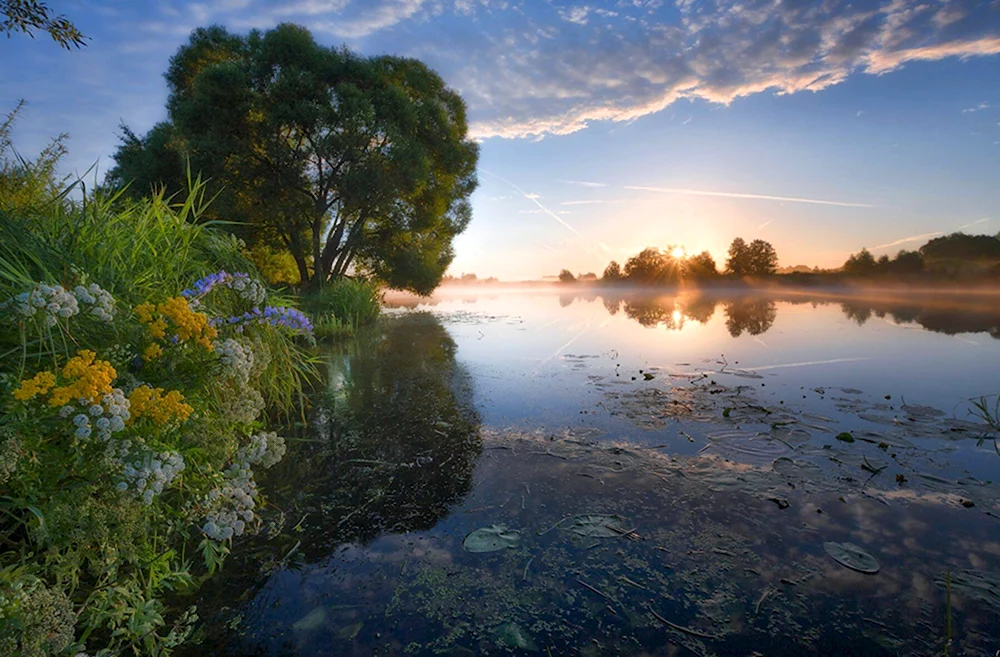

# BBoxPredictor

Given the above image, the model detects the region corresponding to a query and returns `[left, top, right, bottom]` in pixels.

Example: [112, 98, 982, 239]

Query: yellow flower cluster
[13, 371, 56, 401]
[50, 351, 117, 406]
[142, 343, 163, 362]
[128, 385, 193, 425]
[136, 298, 216, 351]
[13, 351, 117, 406]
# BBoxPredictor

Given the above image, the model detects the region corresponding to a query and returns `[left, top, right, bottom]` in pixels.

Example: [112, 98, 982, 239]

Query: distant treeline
[550, 232, 1000, 285]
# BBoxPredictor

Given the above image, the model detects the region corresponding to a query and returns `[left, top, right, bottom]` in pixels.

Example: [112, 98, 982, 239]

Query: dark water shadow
[182, 312, 482, 653]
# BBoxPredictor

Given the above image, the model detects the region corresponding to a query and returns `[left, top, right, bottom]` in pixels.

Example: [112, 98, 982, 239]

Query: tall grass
[302, 278, 382, 339]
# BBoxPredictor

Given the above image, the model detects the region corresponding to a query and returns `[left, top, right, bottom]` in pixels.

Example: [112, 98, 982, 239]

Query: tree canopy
[108, 23, 479, 294]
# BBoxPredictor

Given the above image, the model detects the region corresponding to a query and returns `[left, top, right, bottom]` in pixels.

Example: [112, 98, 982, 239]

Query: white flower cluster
[60, 389, 130, 441]
[202, 461, 257, 541]
[219, 383, 264, 425]
[239, 431, 287, 470]
[72, 283, 116, 322]
[201, 430, 286, 541]
[214, 338, 254, 384]
[231, 274, 266, 305]
[118, 451, 185, 505]
[2, 284, 79, 326]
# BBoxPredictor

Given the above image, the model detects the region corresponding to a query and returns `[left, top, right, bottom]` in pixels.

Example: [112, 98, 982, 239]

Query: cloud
[625, 186, 876, 208]
[560, 179, 607, 188]
[560, 199, 621, 206]
[962, 101, 992, 113]
[453, 0, 1000, 140]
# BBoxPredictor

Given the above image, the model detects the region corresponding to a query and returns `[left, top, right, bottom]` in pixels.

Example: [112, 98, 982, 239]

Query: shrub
[302, 278, 382, 339]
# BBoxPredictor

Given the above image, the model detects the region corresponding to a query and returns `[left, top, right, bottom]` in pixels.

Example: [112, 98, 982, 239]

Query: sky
[1, 0, 999, 280]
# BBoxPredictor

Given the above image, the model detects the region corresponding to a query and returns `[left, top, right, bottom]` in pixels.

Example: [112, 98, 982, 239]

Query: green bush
[0, 123, 316, 655]
[302, 278, 382, 339]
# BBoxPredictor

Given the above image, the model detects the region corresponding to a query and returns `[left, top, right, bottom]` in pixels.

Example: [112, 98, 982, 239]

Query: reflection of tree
[723, 298, 777, 336]
[840, 302, 873, 326]
[597, 293, 718, 330]
[184, 313, 482, 649]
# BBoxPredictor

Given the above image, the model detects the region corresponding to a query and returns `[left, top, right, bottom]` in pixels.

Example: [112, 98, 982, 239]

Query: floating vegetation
[463, 524, 522, 552]
[495, 622, 539, 651]
[823, 542, 881, 574]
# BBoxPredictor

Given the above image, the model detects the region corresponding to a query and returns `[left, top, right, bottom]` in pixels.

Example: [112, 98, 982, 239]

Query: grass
[970, 395, 1000, 455]
[302, 278, 382, 339]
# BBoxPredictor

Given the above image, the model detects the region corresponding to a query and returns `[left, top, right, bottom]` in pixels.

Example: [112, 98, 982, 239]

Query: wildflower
[138, 297, 216, 350]
[183, 271, 267, 306]
[48, 351, 117, 407]
[119, 450, 185, 503]
[128, 385, 193, 425]
[142, 343, 163, 362]
[2, 283, 79, 324]
[74, 426, 92, 440]
[72, 283, 116, 322]
[214, 338, 254, 384]
[13, 371, 57, 401]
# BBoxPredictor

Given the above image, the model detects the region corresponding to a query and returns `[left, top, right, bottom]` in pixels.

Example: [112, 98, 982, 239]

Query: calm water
[186, 288, 1000, 656]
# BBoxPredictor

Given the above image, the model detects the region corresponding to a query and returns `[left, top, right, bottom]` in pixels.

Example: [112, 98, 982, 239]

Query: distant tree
[747, 239, 778, 275]
[843, 248, 877, 275]
[889, 250, 924, 274]
[725, 238, 750, 275]
[1, 0, 86, 49]
[107, 24, 479, 294]
[920, 233, 1000, 261]
[460, 273, 478, 282]
[624, 248, 667, 284]
[877, 254, 890, 268]
[558, 269, 576, 283]
[578, 272, 598, 282]
[685, 251, 718, 279]
[602, 260, 623, 281]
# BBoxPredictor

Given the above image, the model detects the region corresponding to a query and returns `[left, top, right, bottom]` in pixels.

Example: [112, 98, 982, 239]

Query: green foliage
[0, 132, 314, 655]
[302, 278, 381, 340]
[108, 23, 479, 294]
[0, 0, 86, 49]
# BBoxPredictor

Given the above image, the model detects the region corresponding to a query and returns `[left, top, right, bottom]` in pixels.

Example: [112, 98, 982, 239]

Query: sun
[670, 246, 686, 259]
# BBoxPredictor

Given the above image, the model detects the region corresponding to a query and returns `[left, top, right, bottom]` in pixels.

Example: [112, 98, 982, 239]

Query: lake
[185, 287, 1000, 656]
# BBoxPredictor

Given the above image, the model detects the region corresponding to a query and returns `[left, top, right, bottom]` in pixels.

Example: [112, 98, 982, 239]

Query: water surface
[187, 288, 1000, 656]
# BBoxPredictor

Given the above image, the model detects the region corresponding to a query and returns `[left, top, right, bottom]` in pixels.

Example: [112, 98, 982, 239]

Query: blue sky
[2, 0, 999, 279]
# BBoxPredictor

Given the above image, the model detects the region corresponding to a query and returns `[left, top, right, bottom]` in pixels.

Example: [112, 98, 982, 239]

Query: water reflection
[184, 313, 481, 652]
[409, 287, 1000, 339]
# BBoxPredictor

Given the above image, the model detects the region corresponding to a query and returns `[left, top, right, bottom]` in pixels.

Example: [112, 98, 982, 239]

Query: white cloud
[560, 179, 607, 188]
[560, 199, 621, 205]
[962, 101, 993, 113]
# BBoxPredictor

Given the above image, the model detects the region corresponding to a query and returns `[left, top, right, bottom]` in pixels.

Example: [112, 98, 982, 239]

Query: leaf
[723, 408, 732, 418]
[835, 432, 855, 443]
[824, 541, 880, 574]
[463, 524, 521, 552]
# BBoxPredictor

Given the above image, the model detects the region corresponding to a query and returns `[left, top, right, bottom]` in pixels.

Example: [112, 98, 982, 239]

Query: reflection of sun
[671, 309, 683, 324]
[671, 246, 686, 259]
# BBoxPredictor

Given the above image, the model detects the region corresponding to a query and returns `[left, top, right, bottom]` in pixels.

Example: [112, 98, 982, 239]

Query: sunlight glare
[671, 246, 686, 259]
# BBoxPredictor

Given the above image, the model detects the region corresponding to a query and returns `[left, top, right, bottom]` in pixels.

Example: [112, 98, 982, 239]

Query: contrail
[482, 170, 586, 240]
[871, 231, 943, 250]
[560, 179, 607, 188]
[626, 185, 875, 208]
[535, 240, 559, 253]
[757, 218, 775, 230]
[957, 217, 990, 230]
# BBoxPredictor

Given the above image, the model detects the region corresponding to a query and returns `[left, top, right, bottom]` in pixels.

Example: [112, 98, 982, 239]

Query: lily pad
[496, 622, 539, 651]
[835, 432, 855, 443]
[824, 541, 880, 574]
[463, 524, 521, 552]
[292, 606, 327, 632]
[563, 514, 631, 538]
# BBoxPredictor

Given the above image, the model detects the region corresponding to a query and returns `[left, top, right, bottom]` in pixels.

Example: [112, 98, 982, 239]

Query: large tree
[108, 24, 479, 294]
